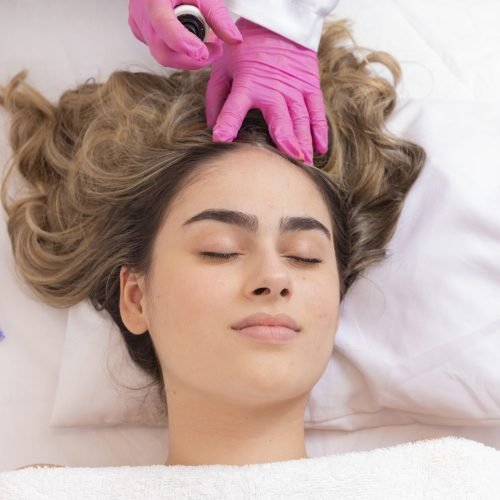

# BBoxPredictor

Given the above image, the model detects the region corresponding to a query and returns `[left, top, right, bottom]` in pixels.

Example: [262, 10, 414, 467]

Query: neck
[163, 388, 309, 466]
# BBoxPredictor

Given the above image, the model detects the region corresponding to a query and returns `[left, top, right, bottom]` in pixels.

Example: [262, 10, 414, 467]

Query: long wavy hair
[0, 20, 425, 416]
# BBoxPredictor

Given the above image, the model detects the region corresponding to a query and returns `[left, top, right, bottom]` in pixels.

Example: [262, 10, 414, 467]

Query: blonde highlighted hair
[1, 20, 425, 413]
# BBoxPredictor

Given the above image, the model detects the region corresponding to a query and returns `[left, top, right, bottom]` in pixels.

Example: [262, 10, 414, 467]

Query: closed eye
[200, 252, 323, 265]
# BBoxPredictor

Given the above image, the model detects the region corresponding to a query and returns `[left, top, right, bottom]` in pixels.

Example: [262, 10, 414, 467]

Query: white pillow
[50, 300, 165, 427]
[50, 98, 500, 428]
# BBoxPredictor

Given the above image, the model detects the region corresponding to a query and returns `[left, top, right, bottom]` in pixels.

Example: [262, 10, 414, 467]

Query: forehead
[165, 146, 332, 228]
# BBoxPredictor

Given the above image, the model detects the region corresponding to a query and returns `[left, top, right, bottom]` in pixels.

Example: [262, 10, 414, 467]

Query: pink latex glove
[206, 18, 329, 166]
[128, 0, 243, 70]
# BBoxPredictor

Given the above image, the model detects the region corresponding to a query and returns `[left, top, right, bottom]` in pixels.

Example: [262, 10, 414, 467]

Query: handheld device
[173, 5, 211, 42]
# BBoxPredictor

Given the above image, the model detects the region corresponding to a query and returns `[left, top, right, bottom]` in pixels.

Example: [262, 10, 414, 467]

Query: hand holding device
[128, 0, 243, 70]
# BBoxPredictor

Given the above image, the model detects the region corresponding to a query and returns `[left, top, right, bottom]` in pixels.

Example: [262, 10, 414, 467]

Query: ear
[119, 267, 149, 335]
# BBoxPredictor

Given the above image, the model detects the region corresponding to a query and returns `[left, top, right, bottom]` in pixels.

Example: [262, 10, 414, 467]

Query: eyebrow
[182, 209, 332, 241]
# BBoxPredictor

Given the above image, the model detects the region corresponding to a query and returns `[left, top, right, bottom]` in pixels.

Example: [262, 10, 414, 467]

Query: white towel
[1, 437, 499, 499]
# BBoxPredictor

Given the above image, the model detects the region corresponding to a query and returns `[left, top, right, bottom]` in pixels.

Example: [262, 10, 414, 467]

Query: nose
[245, 252, 293, 299]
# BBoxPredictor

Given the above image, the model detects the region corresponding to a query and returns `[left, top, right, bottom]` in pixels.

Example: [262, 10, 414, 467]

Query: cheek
[304, 268, 340, 325]
[300, 270, 340, 355]
[146, 263, 234, 341]
[144, 262, 237, 385]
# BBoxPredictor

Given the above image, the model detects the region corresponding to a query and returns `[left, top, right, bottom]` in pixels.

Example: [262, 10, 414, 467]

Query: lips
[231, 313, 301, 332]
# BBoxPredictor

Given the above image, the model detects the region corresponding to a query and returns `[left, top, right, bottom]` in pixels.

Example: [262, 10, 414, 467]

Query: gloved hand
[128, 0, 243, 70]
[206, 18, 329, 166]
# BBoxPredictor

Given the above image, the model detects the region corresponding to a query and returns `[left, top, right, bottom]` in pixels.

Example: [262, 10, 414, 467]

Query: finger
[195, 37, 224, 65]
[286, 93, 314, 164]
[199, 0, 243, 44]
[212, 83, 253, 142]
[304, 91, 329, 154]
[145, 0, 208, 58]
[260, 93, 304, 161]
[205, 66, 231, 128]
[149, 33, 218, 69]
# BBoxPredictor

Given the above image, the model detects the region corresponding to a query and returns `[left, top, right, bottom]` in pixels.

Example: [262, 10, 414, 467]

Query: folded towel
[1, 437, 499, 499]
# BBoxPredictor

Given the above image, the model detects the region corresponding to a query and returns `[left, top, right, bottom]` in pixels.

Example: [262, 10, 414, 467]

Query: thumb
[199, 0, 243, 45]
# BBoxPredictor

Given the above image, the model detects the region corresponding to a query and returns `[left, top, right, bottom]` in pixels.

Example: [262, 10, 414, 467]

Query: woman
[1, 20, 424, 467]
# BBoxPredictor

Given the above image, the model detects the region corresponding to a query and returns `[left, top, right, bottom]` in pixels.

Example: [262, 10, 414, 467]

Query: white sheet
[1, 0, 499, 471]
[2, 437, 500, 499]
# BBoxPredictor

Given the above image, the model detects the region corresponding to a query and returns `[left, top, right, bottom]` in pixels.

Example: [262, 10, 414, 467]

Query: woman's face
[121, 145, 340, 409]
